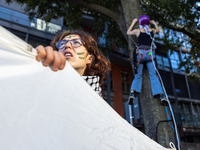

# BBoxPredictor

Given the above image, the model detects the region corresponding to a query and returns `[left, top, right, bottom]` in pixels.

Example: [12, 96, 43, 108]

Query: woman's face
[57, 34, 92, 75]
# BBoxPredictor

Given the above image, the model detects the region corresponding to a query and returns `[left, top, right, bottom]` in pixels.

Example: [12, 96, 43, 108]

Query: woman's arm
[127, 18, 139, 36]
[150, 20, 159, 33]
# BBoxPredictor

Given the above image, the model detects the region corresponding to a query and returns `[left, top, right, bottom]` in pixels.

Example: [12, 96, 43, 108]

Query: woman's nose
[65, 41, 72, 49]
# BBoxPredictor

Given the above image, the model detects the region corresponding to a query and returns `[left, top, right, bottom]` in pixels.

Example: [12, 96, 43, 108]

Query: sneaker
[128, 93, 135, 105]
[160, 94, 168, 106]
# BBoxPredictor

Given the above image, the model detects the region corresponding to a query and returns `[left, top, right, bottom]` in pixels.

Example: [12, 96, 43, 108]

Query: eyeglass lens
[56, 39, 83, 50]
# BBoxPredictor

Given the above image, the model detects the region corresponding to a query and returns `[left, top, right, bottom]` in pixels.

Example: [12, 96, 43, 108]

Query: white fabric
[0, 25, 168, 150]
[139, 25, 151, 36]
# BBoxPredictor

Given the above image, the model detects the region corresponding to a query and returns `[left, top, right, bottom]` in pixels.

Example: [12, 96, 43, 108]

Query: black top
[137, 31, 154, 46]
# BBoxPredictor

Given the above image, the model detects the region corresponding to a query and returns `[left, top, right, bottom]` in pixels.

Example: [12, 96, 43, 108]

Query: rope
[170, 142, 177, 150]
[150, 30, 181, 150]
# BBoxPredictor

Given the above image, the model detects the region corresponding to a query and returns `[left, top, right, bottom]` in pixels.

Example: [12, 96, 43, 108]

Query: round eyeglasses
[56, 38, 84, 50]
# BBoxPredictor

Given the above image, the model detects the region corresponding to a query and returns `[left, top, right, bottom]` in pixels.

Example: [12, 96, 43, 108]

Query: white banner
[0, 25, 167, 150]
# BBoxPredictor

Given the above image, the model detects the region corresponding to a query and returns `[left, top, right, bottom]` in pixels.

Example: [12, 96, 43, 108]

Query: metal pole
[129, 105, 133, 125]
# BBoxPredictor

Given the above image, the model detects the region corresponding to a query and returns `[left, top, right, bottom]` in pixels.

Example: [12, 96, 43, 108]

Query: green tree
[6, 0, 200, 148]
[140, 0, 200, 77]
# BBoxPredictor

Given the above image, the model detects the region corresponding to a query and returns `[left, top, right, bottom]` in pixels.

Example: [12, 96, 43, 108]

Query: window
[182, 33, 192, 48]
[184, 103, 196, 126]
[181, 53, 199, 73]
[155, 55, 170, 68]
[193, 105, 199, 117]
[195, 105, 200, 126]
[181, 53, 187, 61]
[168, 50, 180, 70]
[162, 29, 191, 48]
[163, 57, 170, 67]
[188, 77, 200, 99]
[174, 74, 189, 98]
[184, 103, 190, 114]
[178, 103, 195, 126]
[121, 71, 130, 92]
[179, 103, 200, 127]
[180, 53, 187, 71]
[178, 103, 184, 115]
[156, 55, 163, 67]
[159, 70, 173, 95]
[168, 30, 176, 41]
[31, 18, 61, 34]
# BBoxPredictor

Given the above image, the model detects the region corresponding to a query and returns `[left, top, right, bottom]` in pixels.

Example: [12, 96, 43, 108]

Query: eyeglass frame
[56, 38, 84, 50]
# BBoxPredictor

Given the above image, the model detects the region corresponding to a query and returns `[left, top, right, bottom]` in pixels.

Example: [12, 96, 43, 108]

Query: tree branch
[73, 0, 119, 22]
[166, 24, 197, 40]
[72, 0, 129, 40]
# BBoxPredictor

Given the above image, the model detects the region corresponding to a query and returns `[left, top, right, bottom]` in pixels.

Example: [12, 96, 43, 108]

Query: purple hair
[139, 15, 150, 26]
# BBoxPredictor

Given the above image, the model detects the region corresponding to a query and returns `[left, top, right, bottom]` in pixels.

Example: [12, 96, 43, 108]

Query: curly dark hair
[51, 30, 111, 86]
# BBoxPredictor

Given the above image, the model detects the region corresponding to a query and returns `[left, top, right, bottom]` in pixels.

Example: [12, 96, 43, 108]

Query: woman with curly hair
[36, 30, 110, 96]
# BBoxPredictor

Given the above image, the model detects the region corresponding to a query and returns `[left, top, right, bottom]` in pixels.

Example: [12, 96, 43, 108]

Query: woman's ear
[86, 54, 93, 65]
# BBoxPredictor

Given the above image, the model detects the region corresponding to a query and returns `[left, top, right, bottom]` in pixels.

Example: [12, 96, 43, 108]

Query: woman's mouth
[64, 51, 73, 58]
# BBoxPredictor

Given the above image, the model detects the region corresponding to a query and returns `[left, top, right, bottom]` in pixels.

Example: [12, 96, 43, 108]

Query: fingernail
[44, 62, 49, 66]
[54, 67, 58, 71]
[60, 64, 64, 69]
[36, 57, 41, 62]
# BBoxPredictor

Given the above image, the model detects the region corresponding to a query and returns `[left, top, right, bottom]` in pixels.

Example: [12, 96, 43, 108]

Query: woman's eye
[60, 43, 65, 47]
[73, 41, 81, 45]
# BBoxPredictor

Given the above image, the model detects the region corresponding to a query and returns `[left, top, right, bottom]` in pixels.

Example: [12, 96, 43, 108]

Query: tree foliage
[140, 0, 200, 76]
[6, 0, 200, 75]
[6, 0, 127, 49]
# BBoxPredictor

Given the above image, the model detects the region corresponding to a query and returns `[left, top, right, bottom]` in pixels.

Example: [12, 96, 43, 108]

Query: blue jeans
[130, 50, 163, 96]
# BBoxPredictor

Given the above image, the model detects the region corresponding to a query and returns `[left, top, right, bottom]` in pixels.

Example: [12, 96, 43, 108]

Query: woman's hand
[150, 20, 156, 24]
[132, 18, 138, 23]
[150, 20, 159, 33]
[36, 45, 66, 71]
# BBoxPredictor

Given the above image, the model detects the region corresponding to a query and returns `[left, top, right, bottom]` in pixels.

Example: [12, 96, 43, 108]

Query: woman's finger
[52, 51, 62, 71]
[35, 45, 46, 62]
[43, 46, 55, 67]
[58, 52, 66, 70]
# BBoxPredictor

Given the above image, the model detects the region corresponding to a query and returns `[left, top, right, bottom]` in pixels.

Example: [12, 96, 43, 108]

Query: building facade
[0, 0, 200, 149]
